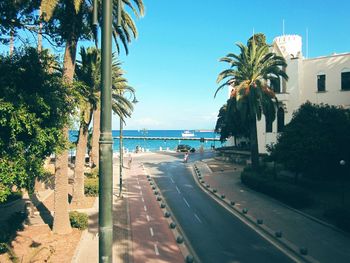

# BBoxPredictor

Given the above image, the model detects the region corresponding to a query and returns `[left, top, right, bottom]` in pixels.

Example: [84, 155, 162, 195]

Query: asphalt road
[138, 152, 294, 263]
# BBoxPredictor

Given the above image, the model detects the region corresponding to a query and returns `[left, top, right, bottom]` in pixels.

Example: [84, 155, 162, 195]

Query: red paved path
[126, 162, 183, 263]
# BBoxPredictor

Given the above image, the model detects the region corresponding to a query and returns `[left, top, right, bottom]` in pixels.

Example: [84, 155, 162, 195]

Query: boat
[182, 130, 195, 137]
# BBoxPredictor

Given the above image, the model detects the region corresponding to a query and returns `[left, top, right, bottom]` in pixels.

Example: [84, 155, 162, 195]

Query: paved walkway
[73, 156, 183, 263]
[195, 158, 350, 263]
[127, 161, 183, 263]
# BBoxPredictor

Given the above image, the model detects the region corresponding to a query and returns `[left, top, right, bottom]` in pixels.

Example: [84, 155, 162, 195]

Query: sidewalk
[195, 158, 350, 263]
[73, 156, 184, 263]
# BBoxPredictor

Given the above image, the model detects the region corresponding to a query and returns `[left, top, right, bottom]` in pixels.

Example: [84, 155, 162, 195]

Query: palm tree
[216, 36, 288, 170]
[40, 0, 144, 234]
[72, 47, 134, 205]
[71, 47, 99, 205]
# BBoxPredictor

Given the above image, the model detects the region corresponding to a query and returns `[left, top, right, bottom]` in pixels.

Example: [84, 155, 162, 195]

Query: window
[265, 118, 273, 133]
[277, 107, 284, 132]
[271, 78, 281, 93]
[341, 72, 350, 91]
[317, 74, 326, 92]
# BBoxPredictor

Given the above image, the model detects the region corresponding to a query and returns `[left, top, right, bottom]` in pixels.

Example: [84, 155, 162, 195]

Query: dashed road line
[146, 215, 150, 222]
[175, 186, 181, 194]
[144, 205, 147, 211]
[194, 213, 202, 223]
[170, 177, 175, 183]
[154, 244, 160, 255]
[183, 197, 190, 208]
[141, 197, 144, 202]
[150, 227, 154, 236]
[140, 191, 143, 195]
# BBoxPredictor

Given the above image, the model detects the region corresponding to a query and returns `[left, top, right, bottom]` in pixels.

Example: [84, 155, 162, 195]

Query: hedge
[84, 178, 98, 196]
[241, 168, 313, 209]
[324, 207, 350, 232]
[69, 211, 88, 230]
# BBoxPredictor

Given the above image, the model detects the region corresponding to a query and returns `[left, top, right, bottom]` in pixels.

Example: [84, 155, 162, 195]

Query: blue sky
[2, 0, 350, 130]
[115, 0, 350, 130]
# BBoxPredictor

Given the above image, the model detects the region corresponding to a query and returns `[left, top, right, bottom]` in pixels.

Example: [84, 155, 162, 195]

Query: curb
[142, 163, 199, 263]
[193, 162, 319, 263]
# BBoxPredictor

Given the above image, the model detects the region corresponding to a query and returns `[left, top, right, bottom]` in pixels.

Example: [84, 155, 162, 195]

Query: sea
[70, 130, 224, 153]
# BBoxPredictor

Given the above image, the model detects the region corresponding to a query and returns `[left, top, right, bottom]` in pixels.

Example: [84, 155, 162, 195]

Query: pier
[113, 136, 220, 141]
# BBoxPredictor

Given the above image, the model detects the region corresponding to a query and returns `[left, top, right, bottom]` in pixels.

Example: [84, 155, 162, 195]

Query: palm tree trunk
[53, 127, 71, 234]
[71, 123, 88, 205]
[90, 98, 100, 168]
[53, 37, 77, 234]
[249, 113, 260, 171]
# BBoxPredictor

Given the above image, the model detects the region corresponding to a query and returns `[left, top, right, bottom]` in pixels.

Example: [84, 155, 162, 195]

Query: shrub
[241, 168, 313, 209]
[0, 191, 23, 204]
[324, 207, 350, 232]
[69, 211, 88, 230]
[85, 168, 99, 179]
[84, 178, 98, 196]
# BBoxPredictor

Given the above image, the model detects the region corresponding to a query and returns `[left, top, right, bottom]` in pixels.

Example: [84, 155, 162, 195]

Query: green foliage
[84, 178, 98, 196]
[241, 167, 313, 208]
[0, 0, 39, 43]
[85, 168, 99, 179]
[69, 211, 88, 230]
[216, 33, 288, 169]
[215, 98, 249, 142]
[0, 48, 73, 201]
[0, 191, 23, 204]
[268, 102, 350, 179]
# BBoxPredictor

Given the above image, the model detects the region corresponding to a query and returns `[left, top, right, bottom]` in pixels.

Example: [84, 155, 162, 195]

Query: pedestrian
[128, 153, 133, 168]
[184, 152, 189, 163]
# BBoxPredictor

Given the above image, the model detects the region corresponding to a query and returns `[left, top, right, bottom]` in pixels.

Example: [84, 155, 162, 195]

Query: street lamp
[119, 93, 138, 197]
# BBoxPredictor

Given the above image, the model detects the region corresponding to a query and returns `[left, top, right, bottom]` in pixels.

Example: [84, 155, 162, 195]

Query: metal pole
[119, 117, 123, 196]
[99, 0, 113, 261]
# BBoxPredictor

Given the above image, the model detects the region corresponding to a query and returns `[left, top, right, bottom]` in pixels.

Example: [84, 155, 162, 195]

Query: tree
[72, 47, 135, 204]
[268, 102, 350, 181]
[216, 34, 288, 170]
[0, 48, 72, 202]
[215, 96, 249, 143]
[39, 0, 144, 234]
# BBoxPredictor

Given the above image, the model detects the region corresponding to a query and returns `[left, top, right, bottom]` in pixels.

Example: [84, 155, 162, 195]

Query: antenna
[306, 28, 309, 58]
[282, 19, 285, 35]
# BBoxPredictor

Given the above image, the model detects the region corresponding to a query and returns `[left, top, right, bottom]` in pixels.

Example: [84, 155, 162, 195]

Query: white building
[229, 35, 350, 153]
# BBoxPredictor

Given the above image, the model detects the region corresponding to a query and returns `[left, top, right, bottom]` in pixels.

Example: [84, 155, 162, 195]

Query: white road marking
[150, 227, 154, 236]
[175, 186, 181, 194]
[154, 244, 160, 255]
[141, 197, 144, 202]
[140, 191, 143, 195]
[194, 213, 202, 223]
[170, 177, 175, 183]
[146, 215, 150, 222]
[144, 205, 147, 211]
[183, 197, 190, 208]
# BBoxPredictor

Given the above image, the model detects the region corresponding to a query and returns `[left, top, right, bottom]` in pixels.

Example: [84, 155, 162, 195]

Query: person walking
[184, 152, 189, 163]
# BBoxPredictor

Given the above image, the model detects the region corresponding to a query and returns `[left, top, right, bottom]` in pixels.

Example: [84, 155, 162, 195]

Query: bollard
[160, 203, 166, 208]
[257, 219, 263, 225]
[156, 196, 162, 201]
[230, 201, 235, 206]
[154, 190, 158, 195]
[275, 231, 282, 238]
[300, 248, 308, 255]
[221, 194, 225, 199]
[242, 208, 248, 214]
[164, 211, 171, 218]
[213, 189, 217, 193]
[176, 236, 184, 244]
[185, 255, 194, 263]
[169, 222, 176, 229]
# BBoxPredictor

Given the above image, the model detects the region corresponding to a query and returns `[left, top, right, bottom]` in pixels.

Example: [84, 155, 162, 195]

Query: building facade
[225, 35, 350, 152]
[255, 34, 350, 153]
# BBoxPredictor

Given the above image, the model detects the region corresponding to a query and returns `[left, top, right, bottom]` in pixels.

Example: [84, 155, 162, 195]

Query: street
[137, 152, 294, 263]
